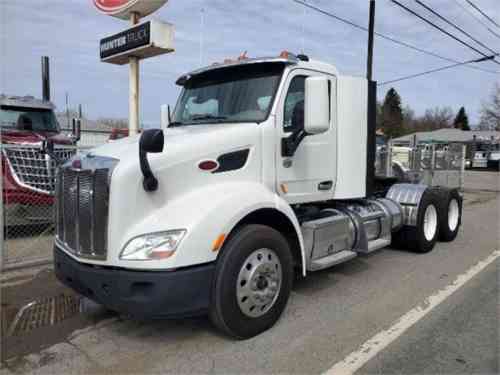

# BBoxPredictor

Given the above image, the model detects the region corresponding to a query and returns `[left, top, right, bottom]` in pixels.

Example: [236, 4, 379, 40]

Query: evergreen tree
[381, 88, 404, 138]
[453, 107, 470, 131]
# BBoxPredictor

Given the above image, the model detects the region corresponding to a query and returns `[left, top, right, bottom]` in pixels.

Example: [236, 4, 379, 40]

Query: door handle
[318, 181, 333, 191]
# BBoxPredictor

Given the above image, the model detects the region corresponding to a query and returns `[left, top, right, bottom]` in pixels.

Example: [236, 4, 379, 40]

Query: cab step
[308, 250, 357, 271]
[355, 238, 391, 254]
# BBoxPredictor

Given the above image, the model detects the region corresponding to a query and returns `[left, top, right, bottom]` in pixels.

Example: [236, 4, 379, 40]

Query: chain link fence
[1, 129, 109, 271]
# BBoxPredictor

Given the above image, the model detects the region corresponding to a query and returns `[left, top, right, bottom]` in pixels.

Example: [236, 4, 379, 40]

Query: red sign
[93, 0, 168, 20]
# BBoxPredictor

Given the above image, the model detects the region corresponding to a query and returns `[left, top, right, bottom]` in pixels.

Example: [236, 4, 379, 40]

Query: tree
[402, 105, 415, 132]
[381, 88, 404, 138]
[479, 83, 500, 131]
[413, 106, 454, 132]
[453, 107, 470, 131]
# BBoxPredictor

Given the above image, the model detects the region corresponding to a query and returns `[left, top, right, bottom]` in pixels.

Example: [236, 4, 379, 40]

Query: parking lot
[1, 170, 498, 374]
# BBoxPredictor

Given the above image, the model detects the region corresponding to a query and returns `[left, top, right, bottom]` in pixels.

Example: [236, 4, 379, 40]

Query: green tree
[381, 88, 404, 138]
[453, 106, 470, 131]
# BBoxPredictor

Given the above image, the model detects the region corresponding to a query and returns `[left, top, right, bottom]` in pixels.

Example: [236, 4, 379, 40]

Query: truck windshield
[0, 106, 59, 132]
[172, 63, 285, 125]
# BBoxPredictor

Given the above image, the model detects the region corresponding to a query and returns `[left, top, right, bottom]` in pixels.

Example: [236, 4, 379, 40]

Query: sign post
[94, 0, 173, 135]
[129, 12, 140, 135]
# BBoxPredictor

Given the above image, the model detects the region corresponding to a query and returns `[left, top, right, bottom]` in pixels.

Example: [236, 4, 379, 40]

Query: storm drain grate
[7, 294, 81, 336]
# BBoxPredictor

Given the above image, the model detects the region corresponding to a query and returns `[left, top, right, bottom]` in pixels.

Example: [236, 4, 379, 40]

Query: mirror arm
[139, 150, 159, 192]
[282, 129, 307, 157]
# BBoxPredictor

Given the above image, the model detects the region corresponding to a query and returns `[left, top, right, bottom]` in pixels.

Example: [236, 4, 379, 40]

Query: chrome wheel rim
[423, 204, 438, 241]
[236, 248, 282, 318]
[448, 199, 459, 231]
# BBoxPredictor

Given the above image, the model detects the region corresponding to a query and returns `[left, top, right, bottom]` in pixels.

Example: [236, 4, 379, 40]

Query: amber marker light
[212, 234, 226, 252]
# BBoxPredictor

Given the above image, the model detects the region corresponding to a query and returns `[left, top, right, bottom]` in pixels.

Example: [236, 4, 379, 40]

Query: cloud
[1, 0, 499, 124]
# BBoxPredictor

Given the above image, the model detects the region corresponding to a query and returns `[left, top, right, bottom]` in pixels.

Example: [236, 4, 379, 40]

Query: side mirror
[139, 129, 164, 192]
[304, 77, 330, 135]
[140, 129, 164, 153]
[71, 118, 81, 142]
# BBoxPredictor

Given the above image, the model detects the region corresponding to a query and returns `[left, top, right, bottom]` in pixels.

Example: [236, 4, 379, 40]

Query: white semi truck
[54, 52, 462, 339]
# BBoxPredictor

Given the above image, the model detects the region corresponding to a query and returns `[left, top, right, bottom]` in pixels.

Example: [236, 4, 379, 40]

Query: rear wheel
[209, 224, 293, 339]
[392, 189, 440, 253]
[438, 189, 462, 242]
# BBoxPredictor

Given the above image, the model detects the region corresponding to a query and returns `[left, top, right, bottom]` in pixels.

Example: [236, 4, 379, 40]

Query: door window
[283, 76, 306, 133]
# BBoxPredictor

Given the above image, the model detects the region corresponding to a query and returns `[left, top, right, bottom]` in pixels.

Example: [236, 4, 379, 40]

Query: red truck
[1, 95, 78, 227]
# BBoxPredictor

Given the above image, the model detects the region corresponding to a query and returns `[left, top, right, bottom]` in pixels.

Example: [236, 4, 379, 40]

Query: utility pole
[367, 0, 376, 81]
[366, 0, 377, 196]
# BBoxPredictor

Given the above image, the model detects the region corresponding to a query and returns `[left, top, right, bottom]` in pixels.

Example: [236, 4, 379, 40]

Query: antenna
[65, 92, 70, 127]
[200, 7, 205, 66]
[301, 0, 306, 53]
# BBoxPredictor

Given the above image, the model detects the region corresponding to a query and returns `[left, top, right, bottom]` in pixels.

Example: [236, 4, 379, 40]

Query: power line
[414, 0, 499, 57]
[390, 0, 500, 66]
[378, 54, 497, 85]
[453, 0, 500, 40]
[291, 0, 499, 75]
[464, 0, 500, 29]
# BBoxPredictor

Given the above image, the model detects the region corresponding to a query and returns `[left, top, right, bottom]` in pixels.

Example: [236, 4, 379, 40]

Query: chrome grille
[56, 156, 117, 260]
[4, 146, 76, 194]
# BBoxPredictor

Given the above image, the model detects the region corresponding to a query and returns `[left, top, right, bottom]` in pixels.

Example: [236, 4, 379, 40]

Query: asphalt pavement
[0, 171, 498, 375]
[358, 260, 498, 374]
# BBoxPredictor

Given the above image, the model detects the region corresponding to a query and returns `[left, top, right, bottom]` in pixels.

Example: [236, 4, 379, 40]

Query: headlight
[120, 230, 186, 260]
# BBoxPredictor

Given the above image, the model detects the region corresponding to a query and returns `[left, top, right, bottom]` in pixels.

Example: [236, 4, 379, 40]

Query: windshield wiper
[190, 114, 228, 122]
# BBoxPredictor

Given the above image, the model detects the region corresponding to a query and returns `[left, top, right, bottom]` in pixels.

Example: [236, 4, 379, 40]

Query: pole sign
[93, 0, 169, 20]
[94, 0, 173, 135]
[100, 20, 174, 65]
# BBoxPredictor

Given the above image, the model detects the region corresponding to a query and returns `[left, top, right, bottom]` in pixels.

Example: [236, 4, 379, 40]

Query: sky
[1, 0, 499, 126]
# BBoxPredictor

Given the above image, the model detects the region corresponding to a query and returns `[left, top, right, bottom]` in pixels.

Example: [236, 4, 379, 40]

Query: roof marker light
[238, 51, 249, 61]
[279, 50, 290, 59]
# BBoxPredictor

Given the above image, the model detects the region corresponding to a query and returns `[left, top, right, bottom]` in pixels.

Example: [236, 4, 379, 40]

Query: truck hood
[1, 129, 73, 145]
[91, 123, 260, 166]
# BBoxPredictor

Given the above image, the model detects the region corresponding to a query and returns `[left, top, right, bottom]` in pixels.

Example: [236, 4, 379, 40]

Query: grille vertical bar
[93, 169, 109, 256]
[63, 169, 78, 250]
[56, 169, 64, 239]
[78, 171, 93, 255]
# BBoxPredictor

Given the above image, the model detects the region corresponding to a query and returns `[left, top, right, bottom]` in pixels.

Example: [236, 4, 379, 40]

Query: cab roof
[176, 53, 340, 86]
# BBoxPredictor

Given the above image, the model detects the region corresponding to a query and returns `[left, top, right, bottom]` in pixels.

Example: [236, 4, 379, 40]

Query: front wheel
[209, 224, 293, 339]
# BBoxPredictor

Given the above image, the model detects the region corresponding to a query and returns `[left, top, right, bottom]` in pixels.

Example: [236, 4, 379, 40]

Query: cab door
[276, 69, 337, 204]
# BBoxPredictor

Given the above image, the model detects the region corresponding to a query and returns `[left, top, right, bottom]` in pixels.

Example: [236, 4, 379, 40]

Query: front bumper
[54, 245, 215, 319]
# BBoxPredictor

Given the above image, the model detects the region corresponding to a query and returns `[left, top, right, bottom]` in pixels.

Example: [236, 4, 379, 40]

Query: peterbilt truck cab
[54, 53, 463, 339]
[1, 95, 76, 227]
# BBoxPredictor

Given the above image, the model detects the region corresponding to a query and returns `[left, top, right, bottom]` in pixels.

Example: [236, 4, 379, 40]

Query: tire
[437, 189, 462, 242]
[209, 224, 294, 339]
[392, 189, 440, 253]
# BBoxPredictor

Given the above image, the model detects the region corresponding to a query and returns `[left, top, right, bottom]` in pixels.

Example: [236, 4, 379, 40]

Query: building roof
[393, 128, 500, 144]
[0, 95, 55, 110]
